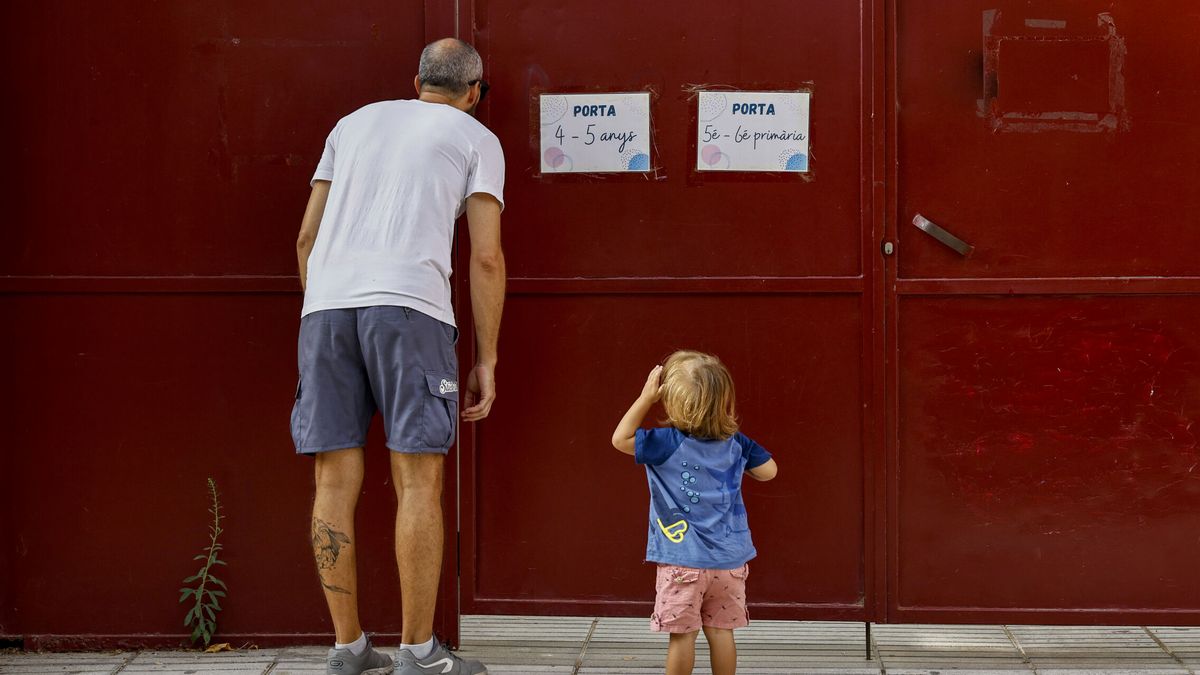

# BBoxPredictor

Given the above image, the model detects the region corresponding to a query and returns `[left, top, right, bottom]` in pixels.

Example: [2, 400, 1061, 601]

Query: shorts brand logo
[439, 379, 458, 395]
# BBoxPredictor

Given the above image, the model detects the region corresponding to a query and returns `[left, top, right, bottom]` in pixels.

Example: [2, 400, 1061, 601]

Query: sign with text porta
[540, 93, 651, 173]
[696, 91, 811, 172]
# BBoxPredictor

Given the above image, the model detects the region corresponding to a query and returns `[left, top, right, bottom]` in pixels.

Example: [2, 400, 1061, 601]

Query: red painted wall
[0, 1, 456, 647]
[5, 0, 1200, 646]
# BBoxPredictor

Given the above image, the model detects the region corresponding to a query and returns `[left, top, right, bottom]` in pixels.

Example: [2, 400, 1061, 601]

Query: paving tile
[457, 614, 591, 667]
[579, 618, 880, 671]
[121, 649, 276, 672]
[1149, 625, 1200, 669]
[888, 667, 1036, 672]
[874, 624, 1031, 671]
[0, 650, 132, 674]
[1036, 667, 1195, 672]
[1007, 626, 1185, 673]
[267, 647, 324, 674]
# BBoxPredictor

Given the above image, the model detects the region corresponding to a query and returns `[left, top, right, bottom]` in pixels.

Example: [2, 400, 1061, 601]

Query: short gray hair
[418, 38, 483, 96]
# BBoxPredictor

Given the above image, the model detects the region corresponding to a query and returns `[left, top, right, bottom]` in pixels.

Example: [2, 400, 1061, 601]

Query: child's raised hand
[641, 365, 664, 403]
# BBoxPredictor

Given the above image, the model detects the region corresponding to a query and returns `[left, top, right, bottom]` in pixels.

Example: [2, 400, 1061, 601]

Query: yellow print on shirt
[657, 518, 689, 543]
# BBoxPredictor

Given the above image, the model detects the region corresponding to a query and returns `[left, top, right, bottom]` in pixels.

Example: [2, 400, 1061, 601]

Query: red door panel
[478, 0, 865, 279]
[891, 0, 1200, 623]
[1, 0, 461, 646]
[1, 294, 458, 641]
[466, 294, 867, 619]
[895, 0, 1200, 279]
[3, 1, 425, 277]
[465, 0, 878, 621]
[895, 297, 1200, 622]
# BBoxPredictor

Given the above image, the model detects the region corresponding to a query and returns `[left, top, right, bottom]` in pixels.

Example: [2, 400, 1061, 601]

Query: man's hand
[462, 362, 496, 421]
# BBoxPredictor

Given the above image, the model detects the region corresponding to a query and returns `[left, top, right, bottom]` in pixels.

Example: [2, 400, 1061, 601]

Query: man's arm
[611, 366, 663, 456]
[296, 180, 331, 290]
[462, 192, 506, 422]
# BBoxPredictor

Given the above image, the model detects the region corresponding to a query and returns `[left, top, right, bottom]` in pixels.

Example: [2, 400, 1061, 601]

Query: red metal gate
[887, 0, 1200, 624]
[461, 0, 881, 622]
[462, 0, 1200, 625]
[0, 0, 464, 649]
[4, 0, 1200, 650]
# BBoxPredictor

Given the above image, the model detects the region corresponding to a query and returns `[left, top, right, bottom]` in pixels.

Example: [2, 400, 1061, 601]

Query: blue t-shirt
[635, 427, 772, 570]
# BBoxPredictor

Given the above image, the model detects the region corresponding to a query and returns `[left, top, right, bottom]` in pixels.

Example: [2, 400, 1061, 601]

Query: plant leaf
[202, 627, 212, 646]
[179, 589, 194, 603]
[194, 554, 207, 561]
[212, 559, 228, 566]
[185, 606, 197, 626]
[208, 589, 226, 598]
[209, 577, 228, 590]
[207, 596, 222, 611]
[181, 573, 202, 583]
[203, 604, 216, 620]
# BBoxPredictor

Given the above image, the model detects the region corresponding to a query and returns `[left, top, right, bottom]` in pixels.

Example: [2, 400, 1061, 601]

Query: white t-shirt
[302, 99, 505, 326]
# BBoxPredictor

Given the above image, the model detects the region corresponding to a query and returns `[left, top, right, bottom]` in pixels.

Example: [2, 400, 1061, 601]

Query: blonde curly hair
[660, 350, 738, 440]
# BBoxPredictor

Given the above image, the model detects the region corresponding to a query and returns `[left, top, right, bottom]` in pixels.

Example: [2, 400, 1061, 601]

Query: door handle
[912, 214, 975, 257]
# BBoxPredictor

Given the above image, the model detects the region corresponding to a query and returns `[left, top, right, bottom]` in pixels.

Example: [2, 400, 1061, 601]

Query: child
[611, 350, 778, 675]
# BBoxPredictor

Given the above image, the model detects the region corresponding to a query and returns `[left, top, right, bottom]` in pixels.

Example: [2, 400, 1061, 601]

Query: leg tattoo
[312, 517, 352, 595]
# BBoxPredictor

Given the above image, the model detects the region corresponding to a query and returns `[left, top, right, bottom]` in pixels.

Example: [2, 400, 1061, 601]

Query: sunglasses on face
[469, 79, 490, 103]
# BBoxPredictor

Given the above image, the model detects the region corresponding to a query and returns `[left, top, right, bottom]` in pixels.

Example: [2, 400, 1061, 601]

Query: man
[292, 38, 504, 675]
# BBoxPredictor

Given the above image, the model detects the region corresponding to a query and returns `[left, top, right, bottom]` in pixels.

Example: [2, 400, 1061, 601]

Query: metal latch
[913, 214, 975, 257]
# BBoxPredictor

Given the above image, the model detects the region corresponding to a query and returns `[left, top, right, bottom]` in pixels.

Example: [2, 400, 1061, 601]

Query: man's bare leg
[666, 630, 698, 675]
[703, 626, 737, 675]
[390, 452, 444, 644]
[312, 447, 365, 644]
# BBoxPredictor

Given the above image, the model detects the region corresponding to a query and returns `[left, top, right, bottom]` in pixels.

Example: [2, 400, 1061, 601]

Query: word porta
[574, 105, 618, 117]
[732, 103, 776, 115]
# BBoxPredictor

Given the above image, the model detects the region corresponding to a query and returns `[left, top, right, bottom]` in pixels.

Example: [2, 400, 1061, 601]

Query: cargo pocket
[730, 564, 749, 580]
[665, 567, 701, 585]
[422, 371, 459, 449]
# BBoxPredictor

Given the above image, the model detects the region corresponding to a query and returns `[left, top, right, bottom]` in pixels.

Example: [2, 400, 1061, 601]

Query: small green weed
[179, 478, 227, 646]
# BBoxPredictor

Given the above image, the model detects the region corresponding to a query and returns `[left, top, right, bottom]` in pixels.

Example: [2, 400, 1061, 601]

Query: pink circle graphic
[544, 147, 566, 169]
[701, 144, 724, 167]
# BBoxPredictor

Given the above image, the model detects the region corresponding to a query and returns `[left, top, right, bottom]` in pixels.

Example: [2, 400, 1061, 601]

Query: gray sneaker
[327, 636, 394, 675]
[395, 638, 486, 675]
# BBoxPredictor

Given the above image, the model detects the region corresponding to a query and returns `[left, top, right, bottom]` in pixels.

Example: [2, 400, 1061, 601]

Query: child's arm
[746, 458, 779, 481]
[611, 365, 663, 456]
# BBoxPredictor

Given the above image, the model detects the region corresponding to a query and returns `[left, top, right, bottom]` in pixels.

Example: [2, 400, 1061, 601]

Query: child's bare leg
[703, 626, 737, 675]
[666, 630, 699, 675]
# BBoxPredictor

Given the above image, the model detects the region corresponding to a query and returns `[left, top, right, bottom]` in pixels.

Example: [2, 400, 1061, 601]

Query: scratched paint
[909, 300, 1200, 526]
[981, 8, 1130, 133]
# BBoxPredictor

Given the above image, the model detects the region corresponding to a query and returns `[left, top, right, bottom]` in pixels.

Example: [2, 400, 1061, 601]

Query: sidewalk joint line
[1143, 625, 1195, 675]
[571, 617, 600, 675]
[261, 648, 282, 675]
[1003, 624, 1039, 675]
[108, 649, 137, 674]
[869, 626, 885, 674]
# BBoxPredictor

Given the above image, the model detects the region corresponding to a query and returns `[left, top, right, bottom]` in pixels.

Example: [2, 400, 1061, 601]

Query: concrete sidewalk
[1, 616, 1198, 674]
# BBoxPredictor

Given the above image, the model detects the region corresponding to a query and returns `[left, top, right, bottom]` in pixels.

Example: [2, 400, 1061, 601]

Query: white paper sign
[540, 93, 652, 173]
[696, 91, 811, 172]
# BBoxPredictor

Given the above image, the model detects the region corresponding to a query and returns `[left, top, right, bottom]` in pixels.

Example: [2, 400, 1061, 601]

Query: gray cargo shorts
[290, 306, 459, 455]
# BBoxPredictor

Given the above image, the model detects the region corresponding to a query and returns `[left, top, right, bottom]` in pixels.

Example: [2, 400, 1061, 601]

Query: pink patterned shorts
[650, 563, 750, 633]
